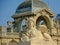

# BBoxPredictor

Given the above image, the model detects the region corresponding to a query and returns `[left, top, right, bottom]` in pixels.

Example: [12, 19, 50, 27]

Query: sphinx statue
[20, 26, 56, 45]
[20, 18, 56, 45]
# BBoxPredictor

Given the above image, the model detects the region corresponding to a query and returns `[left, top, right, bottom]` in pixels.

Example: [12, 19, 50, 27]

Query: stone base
[18, 41, 30, 45]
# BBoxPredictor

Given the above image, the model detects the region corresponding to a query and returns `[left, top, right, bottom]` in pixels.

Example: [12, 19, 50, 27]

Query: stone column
[15, 19, 22, 32]
[45, 14, 54, 35]
[50, 18, 55, 35]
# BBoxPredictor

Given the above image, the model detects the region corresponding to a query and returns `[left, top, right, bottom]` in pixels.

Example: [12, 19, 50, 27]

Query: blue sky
[0, 0, 60, 26]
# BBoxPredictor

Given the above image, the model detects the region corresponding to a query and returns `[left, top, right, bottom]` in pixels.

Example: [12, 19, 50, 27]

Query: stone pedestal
[18, 41, 30, 45]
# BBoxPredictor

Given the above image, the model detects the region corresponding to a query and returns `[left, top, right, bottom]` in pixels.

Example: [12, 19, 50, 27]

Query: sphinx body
[19, 26, 56, 45]
[19, 17, 56, 45]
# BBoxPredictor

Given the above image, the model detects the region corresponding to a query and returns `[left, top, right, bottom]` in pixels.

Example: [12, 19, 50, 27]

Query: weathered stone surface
[0, 0, 60, 45]
[19, 27, 56, 45]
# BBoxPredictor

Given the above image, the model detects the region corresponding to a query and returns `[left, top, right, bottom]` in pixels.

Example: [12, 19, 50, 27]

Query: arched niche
[21, 19, 27, 31]
[9, 40, 18, 45]
[36, 15, 52, 32]
[36, 16, 49, 28]
[17, 18, 27, 32]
